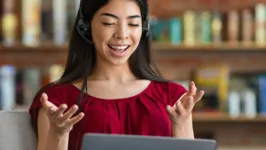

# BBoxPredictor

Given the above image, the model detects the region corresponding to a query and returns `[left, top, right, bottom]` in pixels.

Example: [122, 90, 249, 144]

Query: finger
[61, 105, 79, 122]
[193, 90, 205, 103]
[40, 93, 57, 114]
[187, 96, 195, 112]
[177, 92, 188, 105]
[53, 104, 68, 119]
[188, 81, 197, 96]
[174, 100, 186, 115]
[66, 112, 85, 127]
[166, 105, 178, 119]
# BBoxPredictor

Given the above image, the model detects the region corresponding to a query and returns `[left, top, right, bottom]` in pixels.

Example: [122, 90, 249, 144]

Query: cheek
[131, 29, 143, 45]
[92, 26, 113, 46]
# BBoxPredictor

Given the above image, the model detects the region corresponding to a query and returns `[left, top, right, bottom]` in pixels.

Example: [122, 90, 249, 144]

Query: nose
[114, 23, 129, 40]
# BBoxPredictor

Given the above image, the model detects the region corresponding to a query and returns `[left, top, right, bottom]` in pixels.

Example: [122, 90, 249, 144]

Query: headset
[76, 0, 150, 45]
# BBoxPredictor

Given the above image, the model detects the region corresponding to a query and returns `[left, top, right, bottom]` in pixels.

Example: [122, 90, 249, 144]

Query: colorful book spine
[67, 0, 77, 39]
[53, 0, 67, 45]
[169, 17, 182, 45]
[241, 9, 253, 45]
[183, 10, 196, 46]
[23, 68, 41, 106]
[75, 0, 81, 14]
[227, 10, 239, 45]
[241, 89, 257, 118]
[199, 11, 211, 44]
[41, 0, 53, 42]
[0, 65, 16, 110]
[258, 75, 266, 115]
[0, 0, 3, 41]
[227, 91, 241, 118]
[255, 3, 266, 46]
[212, 12, 223, 44]
[2, 0, 18, 46]
[22, 0, 41, 46]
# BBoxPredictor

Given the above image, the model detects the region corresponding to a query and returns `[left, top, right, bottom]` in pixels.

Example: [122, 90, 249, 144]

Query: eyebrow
[100, 13, 141, 19]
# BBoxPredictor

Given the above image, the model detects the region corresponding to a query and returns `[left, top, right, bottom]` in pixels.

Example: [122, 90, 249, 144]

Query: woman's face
[91, 0, 142, 66]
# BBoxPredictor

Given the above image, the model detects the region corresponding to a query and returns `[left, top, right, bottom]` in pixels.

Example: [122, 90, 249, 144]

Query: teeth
[110, 45, 128, 50]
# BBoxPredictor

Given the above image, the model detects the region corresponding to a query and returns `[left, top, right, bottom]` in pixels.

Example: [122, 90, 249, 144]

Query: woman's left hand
[166, 81, 204, 139]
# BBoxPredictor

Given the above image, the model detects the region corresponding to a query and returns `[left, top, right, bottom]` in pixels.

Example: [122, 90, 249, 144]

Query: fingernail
[166, 105, 171, 110]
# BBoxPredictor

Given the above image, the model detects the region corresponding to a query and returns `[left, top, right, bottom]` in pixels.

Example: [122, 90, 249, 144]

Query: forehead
[96, 0, 141, 18]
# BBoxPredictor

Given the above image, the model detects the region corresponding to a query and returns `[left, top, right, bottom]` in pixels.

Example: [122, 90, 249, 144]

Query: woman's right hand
[40, 93, 85, 137]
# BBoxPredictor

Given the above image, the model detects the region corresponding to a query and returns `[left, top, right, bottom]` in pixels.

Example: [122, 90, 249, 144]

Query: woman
[29, 0, 204, 150]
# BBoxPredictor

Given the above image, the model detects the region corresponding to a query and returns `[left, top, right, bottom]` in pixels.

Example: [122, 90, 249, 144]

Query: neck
[89, 59, 137, 83]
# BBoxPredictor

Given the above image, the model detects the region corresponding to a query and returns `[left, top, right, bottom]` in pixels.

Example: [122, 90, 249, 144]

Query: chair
[0, 110, 37, 150]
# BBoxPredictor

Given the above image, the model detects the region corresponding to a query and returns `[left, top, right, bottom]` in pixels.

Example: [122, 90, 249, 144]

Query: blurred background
[0, 0, 266, 149]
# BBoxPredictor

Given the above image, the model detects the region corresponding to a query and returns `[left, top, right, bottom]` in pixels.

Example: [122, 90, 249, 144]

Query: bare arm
[167, 81, 204, 139]
[37, 108, 69, 150]
[37, 93, 84, 150]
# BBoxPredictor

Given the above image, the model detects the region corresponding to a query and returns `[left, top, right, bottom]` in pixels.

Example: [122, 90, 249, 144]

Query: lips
[108, 44, 130, 52]
[107, 44, 131, 57]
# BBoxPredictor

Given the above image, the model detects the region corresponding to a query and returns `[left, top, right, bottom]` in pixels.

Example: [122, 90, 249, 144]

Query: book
[183, 10, 196, 46]
[254, 3, 266, 46]
[41, 0, 53, 42]
[0, 65, 16, 110]
[53, 0, 67, 45]
[2, 0, 18, 46]
[22, 0, 41, 46]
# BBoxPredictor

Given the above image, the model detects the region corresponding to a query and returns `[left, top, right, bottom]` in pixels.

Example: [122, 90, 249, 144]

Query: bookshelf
[1, 0, 266, 149]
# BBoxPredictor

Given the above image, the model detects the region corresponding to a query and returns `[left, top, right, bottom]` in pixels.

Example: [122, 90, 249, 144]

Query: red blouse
[29, 81, 187, 150]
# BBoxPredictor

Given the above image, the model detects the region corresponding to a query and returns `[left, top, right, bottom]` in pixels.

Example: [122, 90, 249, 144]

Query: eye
[129, 24, 139, 27]
[102, 22, 114, 26]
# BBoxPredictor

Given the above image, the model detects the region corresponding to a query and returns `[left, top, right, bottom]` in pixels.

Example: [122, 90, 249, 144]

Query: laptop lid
[81, 134, 217, 150]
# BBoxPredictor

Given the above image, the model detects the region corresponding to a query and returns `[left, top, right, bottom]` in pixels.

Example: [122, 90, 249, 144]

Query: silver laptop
[81, 133, 217, 150]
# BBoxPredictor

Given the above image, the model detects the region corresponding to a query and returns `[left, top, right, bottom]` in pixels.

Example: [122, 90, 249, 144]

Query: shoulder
[32, 83, 77, 107]
[152, 80, 187, 93]
[151, 81, 188, 106]
[44, 83, 74, 96]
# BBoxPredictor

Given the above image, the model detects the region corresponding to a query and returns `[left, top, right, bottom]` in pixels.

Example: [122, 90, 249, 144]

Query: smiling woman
[28, 0, 204, 150]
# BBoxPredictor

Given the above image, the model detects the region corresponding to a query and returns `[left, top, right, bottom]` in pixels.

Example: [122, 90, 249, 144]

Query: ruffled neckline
[68, 81, 153, 101]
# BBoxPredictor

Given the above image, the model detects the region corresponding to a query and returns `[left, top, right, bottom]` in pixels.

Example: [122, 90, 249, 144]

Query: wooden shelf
[11, 105, 266, 123]
[1, 43, 266, 68]
[0, 44, 68, 67]
[2, 43, 266, 52]
[0, 43, 68, 52]
[151, 43, 266, 52]
[193, 112, 266, 123]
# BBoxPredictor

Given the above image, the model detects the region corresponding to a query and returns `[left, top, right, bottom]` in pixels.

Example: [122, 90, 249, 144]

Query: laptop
[81, 133, 217, 150]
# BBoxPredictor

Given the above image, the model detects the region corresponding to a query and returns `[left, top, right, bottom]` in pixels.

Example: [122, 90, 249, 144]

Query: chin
[108, 57, 130, 66]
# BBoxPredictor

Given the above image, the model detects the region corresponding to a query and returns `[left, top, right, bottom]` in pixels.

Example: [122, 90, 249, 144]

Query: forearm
[44, 130, 69, 150]
[172, 122, 194, 139]
[172, 115, 195, 139]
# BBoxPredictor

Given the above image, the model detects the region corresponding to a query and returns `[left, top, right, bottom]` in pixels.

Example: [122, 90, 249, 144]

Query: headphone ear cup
[77, 19, 91, 35]
[77, 19, 94, 45]
[142, 20, 150, 38]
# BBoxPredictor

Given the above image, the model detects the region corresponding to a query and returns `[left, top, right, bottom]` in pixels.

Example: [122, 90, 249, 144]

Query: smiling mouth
[108, 44, 130, 52]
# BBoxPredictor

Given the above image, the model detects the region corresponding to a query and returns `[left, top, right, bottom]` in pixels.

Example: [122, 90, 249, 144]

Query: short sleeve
[28, 84, 64, 133]
[167, 82, 187, 106]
